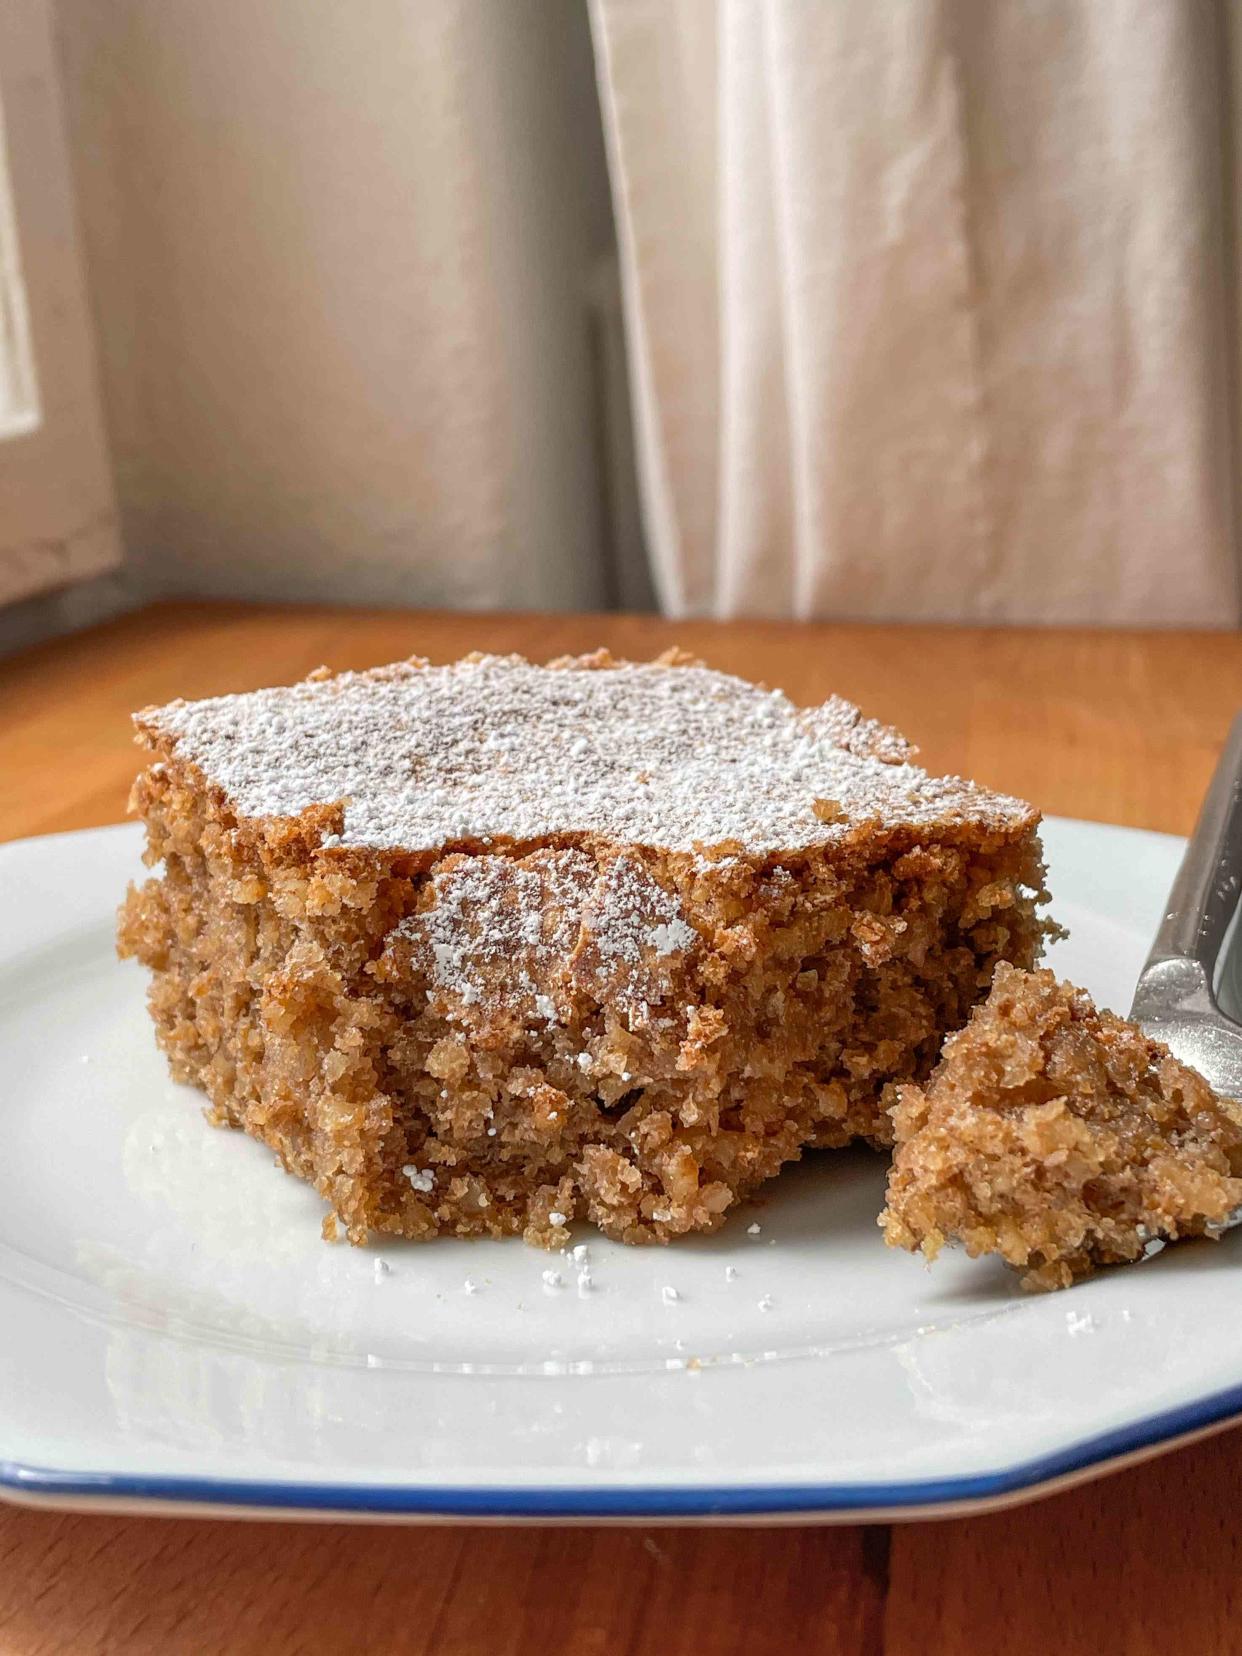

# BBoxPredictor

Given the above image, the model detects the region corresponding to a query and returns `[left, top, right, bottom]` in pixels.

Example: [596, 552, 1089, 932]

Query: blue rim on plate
[5, 1379, 1242, 1516]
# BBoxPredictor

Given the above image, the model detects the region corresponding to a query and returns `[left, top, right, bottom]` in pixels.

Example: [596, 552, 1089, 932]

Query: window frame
[0, 0, 120, 610]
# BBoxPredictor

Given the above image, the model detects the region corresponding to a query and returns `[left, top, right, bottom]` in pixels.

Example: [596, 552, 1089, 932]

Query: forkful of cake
[882, 714, 1242, 1291]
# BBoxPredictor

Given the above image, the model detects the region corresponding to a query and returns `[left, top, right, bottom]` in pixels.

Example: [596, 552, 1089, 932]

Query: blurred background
[3, 0, 1241, 655]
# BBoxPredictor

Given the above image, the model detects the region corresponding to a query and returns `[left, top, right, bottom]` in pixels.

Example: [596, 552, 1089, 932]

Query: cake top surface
[137, 650, 1036, 858]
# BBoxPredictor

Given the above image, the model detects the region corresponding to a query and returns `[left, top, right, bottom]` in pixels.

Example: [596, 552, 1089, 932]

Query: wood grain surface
[2, 600, 1241, 1656]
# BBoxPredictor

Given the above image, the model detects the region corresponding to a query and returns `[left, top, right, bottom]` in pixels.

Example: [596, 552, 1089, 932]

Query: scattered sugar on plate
[757, 1294, 774, 1312]
[661, 1285, 680, 1305]
[541, 1269, 563, 1290]
[747, 1222, 762, 1236]
[463, 1277, 480, 1296]
[725, 1265, 738, 1281]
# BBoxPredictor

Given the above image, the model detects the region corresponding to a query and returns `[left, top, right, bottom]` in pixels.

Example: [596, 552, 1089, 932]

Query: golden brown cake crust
[118, 652, 1048, 1248]
[881, 962, 1242, 1290]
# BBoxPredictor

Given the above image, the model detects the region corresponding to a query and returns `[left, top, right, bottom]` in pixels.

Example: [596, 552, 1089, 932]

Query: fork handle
[1139, 712, 1242, 986]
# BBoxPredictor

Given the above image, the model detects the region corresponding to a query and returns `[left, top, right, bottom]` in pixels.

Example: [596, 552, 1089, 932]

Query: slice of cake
[881, 962, 1242, 1289]
[117, 649, 1046, 1248]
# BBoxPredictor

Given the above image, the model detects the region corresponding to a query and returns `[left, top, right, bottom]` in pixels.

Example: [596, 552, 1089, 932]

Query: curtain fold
[591, 0, 1239, 624]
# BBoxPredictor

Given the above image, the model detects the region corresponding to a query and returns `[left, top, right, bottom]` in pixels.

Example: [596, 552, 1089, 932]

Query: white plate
[2, 817, 1240, 1524]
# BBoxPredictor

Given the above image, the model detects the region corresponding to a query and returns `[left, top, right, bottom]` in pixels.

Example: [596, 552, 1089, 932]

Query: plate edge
[5, 1376, 1242, 1520]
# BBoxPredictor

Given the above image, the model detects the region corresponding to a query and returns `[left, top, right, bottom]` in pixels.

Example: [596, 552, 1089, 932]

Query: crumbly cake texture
[117, 649, 1047, 1248]
[881, 963, 1242, 1290]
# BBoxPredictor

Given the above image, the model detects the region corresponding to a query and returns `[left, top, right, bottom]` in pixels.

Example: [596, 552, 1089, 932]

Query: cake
[881, 962, 1242, 1289]
[117, 649, 1047, 1248]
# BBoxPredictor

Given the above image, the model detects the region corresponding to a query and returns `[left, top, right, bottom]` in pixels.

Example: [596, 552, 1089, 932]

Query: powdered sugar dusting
[395, 852, 587, 1018]
[390, 848, 698, 1018]
[139, 653, 1033, 857]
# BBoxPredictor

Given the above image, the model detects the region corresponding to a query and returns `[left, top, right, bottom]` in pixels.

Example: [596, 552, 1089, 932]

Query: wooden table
[2, 600, 1241, 1655]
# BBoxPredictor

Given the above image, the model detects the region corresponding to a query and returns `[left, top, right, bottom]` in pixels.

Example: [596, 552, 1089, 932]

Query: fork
[1130, 713, 1242, 1097]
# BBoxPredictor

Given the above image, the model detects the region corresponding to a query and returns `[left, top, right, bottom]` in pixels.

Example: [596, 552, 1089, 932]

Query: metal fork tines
[1130, 713, 1242, 1099]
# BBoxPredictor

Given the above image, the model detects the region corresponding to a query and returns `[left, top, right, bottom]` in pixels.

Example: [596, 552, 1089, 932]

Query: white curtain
[591, 0, 1240, 624]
